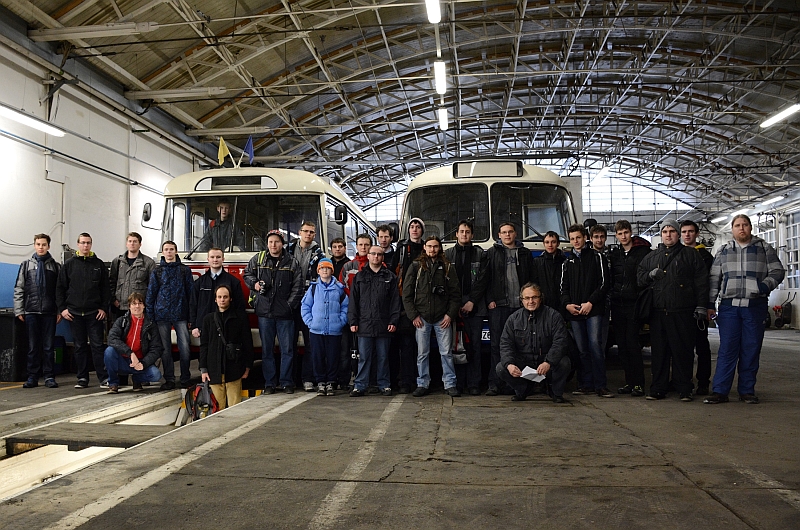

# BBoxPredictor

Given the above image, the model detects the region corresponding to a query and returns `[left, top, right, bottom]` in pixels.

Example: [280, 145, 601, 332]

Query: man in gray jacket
[110, 232, 156, 315]
[498, 283, 571, 403]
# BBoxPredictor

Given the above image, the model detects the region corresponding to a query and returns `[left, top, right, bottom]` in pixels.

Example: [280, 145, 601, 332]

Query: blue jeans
[310, 333, 341, 384]
[104, 346, 162, 386]
[571, 314, 607, 389]
[259, 317, 295, 388]
[415, 317, 457, 389]
[70, 312, 107, 383]
[25, 314, 57, 380]
[713, 303, 768, 396]
[355, 336, 391, 391]
[157, 321, 191, 385]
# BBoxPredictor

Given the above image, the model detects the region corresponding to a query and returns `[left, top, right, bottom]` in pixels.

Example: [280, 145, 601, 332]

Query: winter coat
[301, 278, 349, 336]
[107, 312, 162, 368]
[189, 269, 246, 333]
[198, 219, 245, 252]
[348, 265, 401, 338]
[530, 249, 566, 312]
[287, 240, 325, 289]
[499, 305, 570, 369]
[444, 243, 488, 317]
[332, 255, 351, 280]
[390, 239, 424, 293]
[110, 252, 156, 310]
[708, 236, 785, 307]
[145, 257, 194, 322]
[402, 257, 460, 324]
[56, 252, 110, 316]
[339, 254, 369, 295]
[199, 308, 254, 384]
[477, 240, 534, 307]
[638, 244, 709, 313]
[695, 244, 714, 271]
[14, 253, 60, 316]
[243, 249, 302, 319]
[560, 245, 610, 319]
[609, 237, 652, 304]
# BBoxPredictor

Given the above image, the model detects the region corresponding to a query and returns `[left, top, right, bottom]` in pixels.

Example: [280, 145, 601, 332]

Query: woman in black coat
[200, 285, 254, 408]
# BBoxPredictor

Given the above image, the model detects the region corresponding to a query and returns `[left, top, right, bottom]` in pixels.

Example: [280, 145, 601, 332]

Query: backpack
[247, 250, 268, 305]
[184, 381, 220, 420]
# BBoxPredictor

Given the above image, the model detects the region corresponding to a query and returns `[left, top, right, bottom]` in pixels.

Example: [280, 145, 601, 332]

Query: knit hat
[660, 218, 680, 233]
[408, 217, 425, 233]
[266, 229, 285, 243]
[317, 258, 334, 271]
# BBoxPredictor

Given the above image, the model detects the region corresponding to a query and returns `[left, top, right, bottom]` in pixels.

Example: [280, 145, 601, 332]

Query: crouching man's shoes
[703, 392, 729, 404]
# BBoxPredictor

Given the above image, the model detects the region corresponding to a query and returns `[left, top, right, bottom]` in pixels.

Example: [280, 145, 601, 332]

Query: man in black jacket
[638, 218, 709, 401]
[56, 233, 110, 389]
[609, 220, 651, 396]
[190, 247, 245, 340]
[498, 283, 572, 403]
[531, 231, 566, 313]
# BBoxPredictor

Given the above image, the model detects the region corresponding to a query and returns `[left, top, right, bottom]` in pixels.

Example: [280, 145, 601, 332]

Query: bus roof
[407, 160, 567, 190]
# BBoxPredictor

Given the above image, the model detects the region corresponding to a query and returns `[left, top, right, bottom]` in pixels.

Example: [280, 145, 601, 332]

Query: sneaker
[263, 386, 275, 395]
[631, 386, 645, 397]
[74, 379, 89, 389]
[99, 380, 109, 389]
[703, 392, 729, 404]
[381, 387, 392, 396]
[133, 382, 143, 392]
[318, 384, 327, 396]
[695, 386, 709, 396]
[445, 387, 461, 397]
[398, 386, 412, 394]
[680, 393, 694, 402]
[553, 396, 567, 404]
[22, 378, 38, 388]
[646, 392, 666, 400]
[325, 383, 335, 396]
[468, 387, 480, 396]
[160, 381, 176, 391]
[485, 387, 499, 396]
[739, 394, 759, 404]
[107, 385, 119, 394]
[412, 386, 429, 397]
[367, 386, 381, 395]
[511, 393, 527, 401]
[284, 386, 294, 394]
[618, 385, 633, 394]
[303, 381, 315, 392]
[596, 388, 615, 398]
[44, 378, 58, 388]
[572, 387, 593, 395]
[350, 388, 365, 397]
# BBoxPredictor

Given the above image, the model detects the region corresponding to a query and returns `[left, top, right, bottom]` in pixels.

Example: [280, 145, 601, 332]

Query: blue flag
[243, 136, 254, 165]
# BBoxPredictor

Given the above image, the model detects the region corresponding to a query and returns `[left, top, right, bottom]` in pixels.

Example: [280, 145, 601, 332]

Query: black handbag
[634, 245, 683, 323]
[214, 312, 242, 362]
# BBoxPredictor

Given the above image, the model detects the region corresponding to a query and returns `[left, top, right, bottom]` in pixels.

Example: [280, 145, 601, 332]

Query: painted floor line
[43, 393, 316, 530]
[307, 395, 405, 530]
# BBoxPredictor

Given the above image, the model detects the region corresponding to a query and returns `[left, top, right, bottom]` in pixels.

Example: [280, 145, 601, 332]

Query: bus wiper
[184, 237, 206, 261]
[510, 212, 544, 241]
[441, 216, 475, 240]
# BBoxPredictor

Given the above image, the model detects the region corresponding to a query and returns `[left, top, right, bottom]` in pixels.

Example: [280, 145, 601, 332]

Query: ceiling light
[710, 215, 728, 224]
[28, 22, 159, 42]
[760, 195, 785, 206]
[760, 103, 800, 128]
[434, 61, 447, 95]
[0, 102, 65, 137]
[125, 87, 228, 100]
[185, 126, 270, 137]
[438, 108, 448, 131]
[425, 0, 441, 23]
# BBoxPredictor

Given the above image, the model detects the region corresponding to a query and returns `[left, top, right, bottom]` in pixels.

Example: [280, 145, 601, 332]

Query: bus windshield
[491, 184, 573, 241]
[163, 194, 321, 253]
[402, 183, 490, 242]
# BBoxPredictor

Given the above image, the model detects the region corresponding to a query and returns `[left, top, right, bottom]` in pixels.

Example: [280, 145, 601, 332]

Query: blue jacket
[301, 278, 349, 336]
[146, 257, 194, 322]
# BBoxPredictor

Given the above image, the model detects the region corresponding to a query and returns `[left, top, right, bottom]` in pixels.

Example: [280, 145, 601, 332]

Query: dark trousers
[293, 309, 313, 385]
[454, 315, 483, 391]
[398, 328, 418, 389]
[309, 333, 341, 384]
[25, 314, 57, 380]
[338, 328, 357, 388]
[488, 305, 515, 390]
[70, 312, 107, 383]
[649, 310, 695, 395]
[495, 355, 571, 398]
[694, 324, 711, 388]
[612, 303, 645, 388]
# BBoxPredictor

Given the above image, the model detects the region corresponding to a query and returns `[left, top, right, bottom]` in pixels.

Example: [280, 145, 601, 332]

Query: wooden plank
[5, 423, 174, 455]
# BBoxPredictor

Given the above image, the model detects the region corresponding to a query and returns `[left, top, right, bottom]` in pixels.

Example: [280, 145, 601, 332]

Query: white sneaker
[99, 380, 109, 389]
[317, 384, 326, 396]
[325, 383, 335, 396]
[303, 381, 315, 392]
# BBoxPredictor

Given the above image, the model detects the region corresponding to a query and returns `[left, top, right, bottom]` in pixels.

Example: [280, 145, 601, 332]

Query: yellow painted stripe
[0, 384, 23, 391]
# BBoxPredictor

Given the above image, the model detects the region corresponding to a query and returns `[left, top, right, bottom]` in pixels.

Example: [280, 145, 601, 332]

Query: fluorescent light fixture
[438, 108, 448, 131]
[710, 215, 728, 224]
[760, 195, 785, 206]
[185, 126, 270, 137]
[29, 22, 159, 42]
[425, 0, 441, 23]
[0, 102, 65, 137]
[434, 61, 447, 95]
[760, 103, 800, 128]
[731, 208, 749, 217]
[125, 87, 228, 100]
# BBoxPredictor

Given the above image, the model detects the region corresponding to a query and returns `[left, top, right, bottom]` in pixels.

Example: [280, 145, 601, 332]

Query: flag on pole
[243, 136, 254, 165]
[217, 137, 230, 166]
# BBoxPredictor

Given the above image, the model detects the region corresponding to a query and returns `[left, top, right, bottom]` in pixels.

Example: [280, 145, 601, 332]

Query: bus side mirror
[583, 218, 597, 229]
[388, 222, 400, 243]
[142, 203, 152, 223]
[334, 205, 348, 225]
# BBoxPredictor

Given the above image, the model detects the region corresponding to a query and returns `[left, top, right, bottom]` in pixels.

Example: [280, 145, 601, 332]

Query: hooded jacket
[110, 252, 156, 310]
[638, 243, 708, 312]
[145, 256, 194, 322]
[708, 236, 785, 307]
[199, 308, 254, 384]
[107, 312, 162, 368]
[348, 265, 401, 337]
[243, 249, 303, 319]
[339, 253, 369, 295]
[531, 248, 566, 312]
[287, 240, 325, 289]
[477, 240, 534, 307]
[560, 245, 609, 319]
[402, 256, 460, 324]
[14, 252, 60, 316]
[301, 277, 349, 335]
[499, 305, 570, 370]
[56, 251, 110, 316]
[609, 236, 652, 304]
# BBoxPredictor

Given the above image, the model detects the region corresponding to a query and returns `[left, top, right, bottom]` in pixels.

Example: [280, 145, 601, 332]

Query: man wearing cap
[244, 229, 303, 394]
[638, 218, 709, 401]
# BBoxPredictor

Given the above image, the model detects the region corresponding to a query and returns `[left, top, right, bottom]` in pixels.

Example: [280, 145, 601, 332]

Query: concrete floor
[0, 329, 798, 529]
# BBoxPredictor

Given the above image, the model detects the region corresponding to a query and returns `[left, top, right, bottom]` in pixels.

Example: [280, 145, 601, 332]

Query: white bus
[399, 160, 578, 250]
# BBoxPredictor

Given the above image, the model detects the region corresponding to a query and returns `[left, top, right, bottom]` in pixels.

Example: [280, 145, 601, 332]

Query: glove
[693, 307, 707, 320]
[649, 268, 665, 280]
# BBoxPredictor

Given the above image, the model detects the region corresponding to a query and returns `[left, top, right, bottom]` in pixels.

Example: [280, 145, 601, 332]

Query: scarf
[35, 252, 51, 298]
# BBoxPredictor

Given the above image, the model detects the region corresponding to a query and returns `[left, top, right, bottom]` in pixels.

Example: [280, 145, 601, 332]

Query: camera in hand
[432, 285, 445, 296]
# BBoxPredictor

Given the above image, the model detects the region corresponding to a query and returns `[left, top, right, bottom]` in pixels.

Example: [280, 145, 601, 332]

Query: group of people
[13, 211, 785, 408]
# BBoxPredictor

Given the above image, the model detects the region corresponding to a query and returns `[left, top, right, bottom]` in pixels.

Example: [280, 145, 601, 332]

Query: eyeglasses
[521, 295, 542, 302]
[300, 229, 316, 234]
[368, 252, 384, 256]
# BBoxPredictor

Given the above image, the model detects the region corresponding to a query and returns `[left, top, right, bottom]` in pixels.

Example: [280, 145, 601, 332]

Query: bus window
[325, 197, 345, 247]
[491, 184, 573, 241]
[172, 202, 186, 250]
[232, 195, 320, 251]
[345, 211, 359, 257]
[191, 211, 205, 251]
[401, 183, 489, 242]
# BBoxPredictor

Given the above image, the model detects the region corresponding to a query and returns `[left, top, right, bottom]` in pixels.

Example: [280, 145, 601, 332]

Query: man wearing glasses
[498, 283, 571, 403]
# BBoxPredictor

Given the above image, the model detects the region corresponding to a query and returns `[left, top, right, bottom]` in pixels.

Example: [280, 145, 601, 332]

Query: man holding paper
[497, 283, 572, 403]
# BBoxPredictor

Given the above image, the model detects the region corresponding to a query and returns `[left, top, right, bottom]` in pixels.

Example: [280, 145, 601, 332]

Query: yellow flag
[217, 137, 230, 165]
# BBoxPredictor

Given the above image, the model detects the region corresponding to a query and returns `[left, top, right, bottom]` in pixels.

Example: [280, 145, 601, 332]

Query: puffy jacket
[110, 252, 156, 310]
[243, 249, 302, 319]
[477, 240, 534, 307]
[287, 240, 325, 289]
[348, 265, 401, 337]
[402, 257, 460, 324]
[14, 253, 60, 316]
[638, 244, 708, 312]
[609, 237, 652, 304]
[531, 249, 566, 312]
[145, 257, 194, 322]
[708, 236, 785, 307]
[499, 305, 570, 369]
[560, 245, 610, 319]
[339, 254, 368, 295]
[189, 269, 246, 333]
[56, 252, 110, 316]
[107, 312, 162, 367]
[444, 243, 488, 317]
[301, 278, 349, 335]
[199, 308, 254, 384]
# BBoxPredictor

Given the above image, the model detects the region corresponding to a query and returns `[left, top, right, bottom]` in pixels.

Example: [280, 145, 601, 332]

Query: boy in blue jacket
[301, 258, 348, 396]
